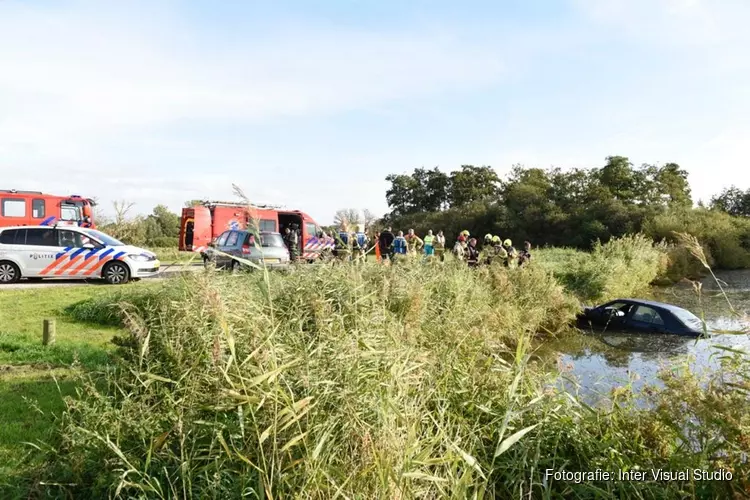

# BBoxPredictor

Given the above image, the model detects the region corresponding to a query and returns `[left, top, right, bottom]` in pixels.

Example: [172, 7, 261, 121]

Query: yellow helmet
[492, 235, 501, 243]
[504, 239, 512, 247]
[461, 230, 470, 237]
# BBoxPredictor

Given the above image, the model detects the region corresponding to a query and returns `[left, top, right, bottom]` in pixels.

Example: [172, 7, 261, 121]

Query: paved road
[0, 263, 203, 290]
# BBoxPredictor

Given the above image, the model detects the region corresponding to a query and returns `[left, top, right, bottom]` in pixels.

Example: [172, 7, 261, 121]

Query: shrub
[644, 208, 750, 270]
[538, 234, 665, 303]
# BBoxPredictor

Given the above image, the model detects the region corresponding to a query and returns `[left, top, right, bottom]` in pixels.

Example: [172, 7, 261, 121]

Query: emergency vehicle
[0, 190, 96, 229]
[0, 225, 159, 284]
[179, 201, 335, 261]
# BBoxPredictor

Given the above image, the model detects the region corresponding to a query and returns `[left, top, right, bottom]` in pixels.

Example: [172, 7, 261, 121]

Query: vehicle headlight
[128, 254, 150, 262]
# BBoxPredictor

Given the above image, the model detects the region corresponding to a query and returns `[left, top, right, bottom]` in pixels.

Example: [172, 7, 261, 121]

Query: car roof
[0, 225, 71, 230]
[610, 298, 690, 313]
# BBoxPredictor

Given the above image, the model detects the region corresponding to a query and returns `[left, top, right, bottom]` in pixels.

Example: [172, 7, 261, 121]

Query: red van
[179, 201, 334, 261]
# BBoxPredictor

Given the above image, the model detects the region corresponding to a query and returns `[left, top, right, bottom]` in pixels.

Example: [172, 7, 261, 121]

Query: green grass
[0, 286, 131, 497]
[150, 247, 198, 265]
[0, 287, 123, 368]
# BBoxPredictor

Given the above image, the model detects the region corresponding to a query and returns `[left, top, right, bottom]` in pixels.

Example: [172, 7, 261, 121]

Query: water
[544, 270, 750, 403]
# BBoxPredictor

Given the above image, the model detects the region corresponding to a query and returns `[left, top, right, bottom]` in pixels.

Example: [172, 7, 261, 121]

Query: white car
[0, 225, 160, 285]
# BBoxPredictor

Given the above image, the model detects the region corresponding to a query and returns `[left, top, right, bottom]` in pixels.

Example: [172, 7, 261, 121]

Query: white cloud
[0, 1, 512, 222]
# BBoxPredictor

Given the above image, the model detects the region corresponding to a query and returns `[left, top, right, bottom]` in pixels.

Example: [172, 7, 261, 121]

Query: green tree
[655, 163, 692, 208]
[148, 205, 180, 238]
[710, 186, 750, 217]
[385, 174, 419, 216]
[449, 165, 500, 207]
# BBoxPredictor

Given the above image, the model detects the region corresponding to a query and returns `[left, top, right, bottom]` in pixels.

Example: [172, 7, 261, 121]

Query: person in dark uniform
[378, 226, 395, 262]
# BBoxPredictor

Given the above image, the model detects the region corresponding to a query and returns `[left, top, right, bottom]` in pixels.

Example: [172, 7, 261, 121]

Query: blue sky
[1, 0, 748, 224]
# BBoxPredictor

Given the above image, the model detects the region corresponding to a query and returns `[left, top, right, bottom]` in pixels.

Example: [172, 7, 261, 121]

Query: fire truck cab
[0, 190, 96, 229]
[179, 201, 334, 261]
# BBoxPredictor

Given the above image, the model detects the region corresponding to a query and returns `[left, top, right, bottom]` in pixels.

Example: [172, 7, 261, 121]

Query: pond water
[543, 270, 750, 403]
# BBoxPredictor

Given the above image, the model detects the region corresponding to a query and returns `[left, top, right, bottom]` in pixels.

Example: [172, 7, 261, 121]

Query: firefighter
[492, 235, 508, 265]
[288, 224, 300, 261]
[405, 229, 423, 256]
[434, 230, 446, 262]
[453, 234, 467, 260]
[518, 241, 532, 267]
[503, 239, 516, 267]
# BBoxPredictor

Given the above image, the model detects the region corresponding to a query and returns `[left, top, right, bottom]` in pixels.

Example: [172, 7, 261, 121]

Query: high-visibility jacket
[424, 235, 435, 247]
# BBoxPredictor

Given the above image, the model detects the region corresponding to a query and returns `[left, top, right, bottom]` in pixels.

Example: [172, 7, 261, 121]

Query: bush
[644, 208, 750, 270]
[537, 234, 666, 303]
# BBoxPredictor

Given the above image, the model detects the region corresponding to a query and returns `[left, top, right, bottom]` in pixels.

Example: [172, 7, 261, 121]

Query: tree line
[381, 157, 750, 268]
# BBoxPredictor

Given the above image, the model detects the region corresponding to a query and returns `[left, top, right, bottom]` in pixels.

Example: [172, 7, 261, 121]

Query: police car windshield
[82, 229, 125, 246]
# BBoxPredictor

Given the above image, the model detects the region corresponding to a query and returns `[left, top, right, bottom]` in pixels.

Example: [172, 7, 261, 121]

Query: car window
[60, 205, 79, 221]
[602, 302, 632, 317]
[25, 228, 58, 247]
[305, 222, 317, 237]
[259, 219, 277, 232]
[2, 199, 26, 217]
[243, 233, 256, 246]
[631, 306, 665, 325]
[261, 233, 285, 248]
[0, 229, 19, 245]
[58, 230, 94, 248]
[217, 232, 230, 246]
[226, 231, 240, 246]
[32, 199, 46, 218]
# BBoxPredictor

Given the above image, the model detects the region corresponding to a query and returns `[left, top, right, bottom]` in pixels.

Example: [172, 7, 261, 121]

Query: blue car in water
[576, 299, 707, 337]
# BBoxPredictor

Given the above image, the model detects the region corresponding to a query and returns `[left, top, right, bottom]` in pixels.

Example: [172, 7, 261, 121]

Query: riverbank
[7, 248, 746, 498]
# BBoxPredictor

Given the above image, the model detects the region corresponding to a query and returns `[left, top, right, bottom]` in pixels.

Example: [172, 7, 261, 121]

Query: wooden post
[43, 319, 56, 346]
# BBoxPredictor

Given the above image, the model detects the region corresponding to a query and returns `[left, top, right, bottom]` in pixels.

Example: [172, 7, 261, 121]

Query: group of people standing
[376, 228, 532, 268]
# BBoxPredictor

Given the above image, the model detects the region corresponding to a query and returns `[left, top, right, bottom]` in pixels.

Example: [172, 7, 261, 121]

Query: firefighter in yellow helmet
[489, 235, 507, 265]
[503, 238, 516, 267]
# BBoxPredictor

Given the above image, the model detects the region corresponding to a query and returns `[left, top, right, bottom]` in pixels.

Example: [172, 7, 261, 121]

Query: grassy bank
[19, 258, 749, 498]
[0, 286, 128, 496]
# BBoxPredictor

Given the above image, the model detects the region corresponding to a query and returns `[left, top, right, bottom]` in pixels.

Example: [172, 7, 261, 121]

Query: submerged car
[203, 229, 290, 270]
[576, 299, 707, 337]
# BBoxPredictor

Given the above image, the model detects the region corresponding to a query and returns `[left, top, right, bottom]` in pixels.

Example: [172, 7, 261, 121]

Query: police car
[0, 226, 160, 285]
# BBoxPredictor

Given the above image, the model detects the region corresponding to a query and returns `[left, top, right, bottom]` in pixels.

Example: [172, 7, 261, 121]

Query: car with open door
[576, 299, 706, 337]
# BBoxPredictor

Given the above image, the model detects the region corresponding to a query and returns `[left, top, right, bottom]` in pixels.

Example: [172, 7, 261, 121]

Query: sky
[1, 0, 748, 225]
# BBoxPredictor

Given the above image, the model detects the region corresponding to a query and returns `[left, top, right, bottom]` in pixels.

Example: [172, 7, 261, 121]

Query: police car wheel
[0, 261, 21, 284]
[103, 262, 130, 285]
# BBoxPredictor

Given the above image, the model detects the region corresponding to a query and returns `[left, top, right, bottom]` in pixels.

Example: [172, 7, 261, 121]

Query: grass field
[0, 286, 127, 495]
[150, 247, 199, 265]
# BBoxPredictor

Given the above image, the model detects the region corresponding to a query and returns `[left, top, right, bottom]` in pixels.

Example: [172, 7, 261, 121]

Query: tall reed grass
[26, 258, 748, 498]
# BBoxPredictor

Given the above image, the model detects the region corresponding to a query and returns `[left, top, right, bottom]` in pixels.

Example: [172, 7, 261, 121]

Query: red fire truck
[0, 190, 96, 228]
[179, 201, 334, 261]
